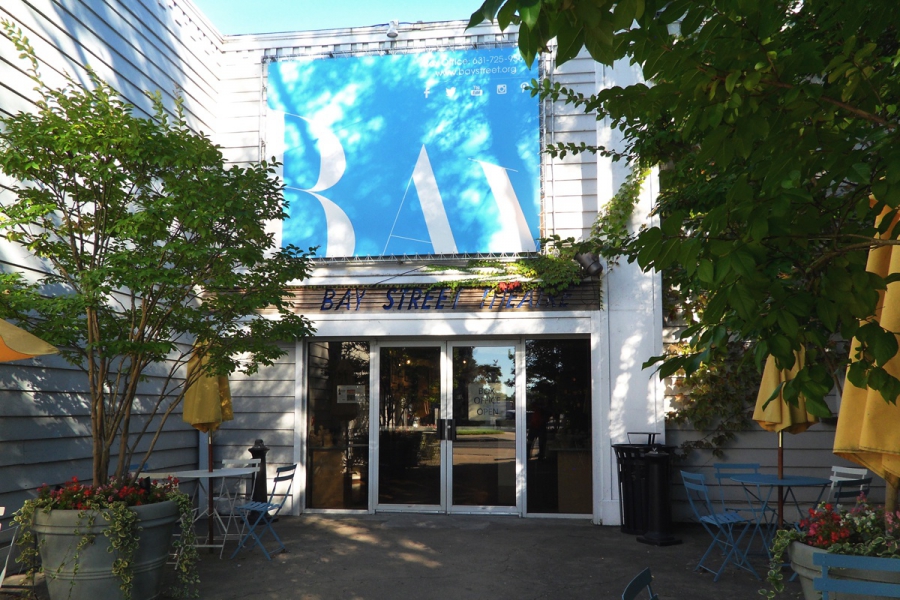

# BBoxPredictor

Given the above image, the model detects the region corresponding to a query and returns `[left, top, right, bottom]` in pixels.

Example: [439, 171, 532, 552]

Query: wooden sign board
[283, 282, 600, 314]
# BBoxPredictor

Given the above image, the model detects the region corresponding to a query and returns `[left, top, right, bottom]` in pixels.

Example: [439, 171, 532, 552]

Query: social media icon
[471, 85, 483, 97]
[520, 82, 529, 92]
[445, 87, 457, 98]
[496, 84, 507, 94]
[424, 88, 430, 98]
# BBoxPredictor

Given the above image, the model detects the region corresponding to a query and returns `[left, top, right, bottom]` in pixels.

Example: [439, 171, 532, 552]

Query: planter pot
[33, 500, 178, 600]
[789, 540, 900, 600]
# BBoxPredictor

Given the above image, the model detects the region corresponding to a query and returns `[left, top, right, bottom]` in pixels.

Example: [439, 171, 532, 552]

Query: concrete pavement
[2, 514, 800, 599]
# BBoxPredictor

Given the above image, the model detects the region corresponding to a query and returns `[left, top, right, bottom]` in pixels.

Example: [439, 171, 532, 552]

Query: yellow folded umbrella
[182, 345, 233, 547]
[753, 351, 819, 436]
[753, 350, 818, 526]
[182, 348, 233, 434]
[0, 319, 58, 362]
[834, 218, 900, 498]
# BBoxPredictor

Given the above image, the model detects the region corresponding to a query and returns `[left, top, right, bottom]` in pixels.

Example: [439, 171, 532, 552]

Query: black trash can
[612, 432, 672, 535]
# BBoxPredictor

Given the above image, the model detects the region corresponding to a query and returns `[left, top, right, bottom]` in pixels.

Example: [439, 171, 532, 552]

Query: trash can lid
[626, 432, 659, 445]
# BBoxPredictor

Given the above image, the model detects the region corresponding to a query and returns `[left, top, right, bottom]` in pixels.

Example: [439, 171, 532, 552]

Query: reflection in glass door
[375, 342, 521, 512]
[450, 345, 517, 509]
[378, 346, 442, 506]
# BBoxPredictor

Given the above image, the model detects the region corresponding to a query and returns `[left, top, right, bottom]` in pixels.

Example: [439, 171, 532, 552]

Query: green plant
[588, 165, 649, 266]
[0, 21, 314, 484]
[763, 496, 900, 596]
[666, 341, 760, 458]
[470, 0, 900, 507]
[424, 245, 586, 297]
[13, 477, 199, 599]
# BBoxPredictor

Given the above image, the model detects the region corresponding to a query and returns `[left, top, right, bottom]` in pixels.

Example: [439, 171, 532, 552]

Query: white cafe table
[145, 467, 258, 555]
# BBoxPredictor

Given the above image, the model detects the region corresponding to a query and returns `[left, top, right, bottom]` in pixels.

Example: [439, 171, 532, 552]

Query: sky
[190, 0, 487, 35]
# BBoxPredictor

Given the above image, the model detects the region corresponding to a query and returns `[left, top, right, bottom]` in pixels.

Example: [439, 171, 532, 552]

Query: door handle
[436, 419, 456, 440]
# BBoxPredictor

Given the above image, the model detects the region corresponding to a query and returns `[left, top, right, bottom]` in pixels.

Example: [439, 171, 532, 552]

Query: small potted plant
[763, 496, 900, 598]
[14, 476, 199, 600]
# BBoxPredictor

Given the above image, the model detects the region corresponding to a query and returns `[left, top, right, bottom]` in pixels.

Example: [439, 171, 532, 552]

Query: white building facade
[0, 0, 667, 527]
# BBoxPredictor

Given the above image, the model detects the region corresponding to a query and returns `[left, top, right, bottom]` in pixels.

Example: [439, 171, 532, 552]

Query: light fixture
[386, 20, 399, 38]
[575, 253, 603, 277]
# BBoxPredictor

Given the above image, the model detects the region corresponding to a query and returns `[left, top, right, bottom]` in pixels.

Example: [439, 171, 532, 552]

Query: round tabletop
[730, 473, 831, 487]
[143, 467, 258, 480]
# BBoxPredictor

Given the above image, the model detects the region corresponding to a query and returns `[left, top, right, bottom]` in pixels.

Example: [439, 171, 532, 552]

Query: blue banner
[267, 47, 540, 257]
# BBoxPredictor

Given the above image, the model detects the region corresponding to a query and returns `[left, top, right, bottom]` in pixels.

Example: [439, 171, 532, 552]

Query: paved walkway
[3, 514, 799, 599]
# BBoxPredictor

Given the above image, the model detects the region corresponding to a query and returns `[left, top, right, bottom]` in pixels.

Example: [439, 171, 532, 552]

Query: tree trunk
[886, 473, 899, 514]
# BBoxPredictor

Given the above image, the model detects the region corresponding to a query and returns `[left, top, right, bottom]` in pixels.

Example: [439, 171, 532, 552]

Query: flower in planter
[14, 476, 199, 599]
[798, 496, 900, 556]
[764, 495, 900, 596]
[36, 476, 178, 511]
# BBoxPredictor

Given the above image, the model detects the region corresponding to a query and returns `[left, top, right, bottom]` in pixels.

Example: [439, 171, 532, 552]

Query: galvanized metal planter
[789, 541, 900, 600]
[33, 500, 178, 600]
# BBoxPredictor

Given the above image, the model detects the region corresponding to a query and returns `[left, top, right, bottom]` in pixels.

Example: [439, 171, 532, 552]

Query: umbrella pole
[777, 430, 785, 528]
[208, 433, 214, 548]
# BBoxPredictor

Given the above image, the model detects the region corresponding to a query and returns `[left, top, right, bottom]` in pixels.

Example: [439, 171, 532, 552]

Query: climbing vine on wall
[424, 243, 584, 297]
[666, 339, 761, 458]
[589, 165, 649, 266]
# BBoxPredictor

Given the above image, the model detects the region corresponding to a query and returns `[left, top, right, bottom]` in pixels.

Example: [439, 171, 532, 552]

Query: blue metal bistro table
[730, 473, 831, 559]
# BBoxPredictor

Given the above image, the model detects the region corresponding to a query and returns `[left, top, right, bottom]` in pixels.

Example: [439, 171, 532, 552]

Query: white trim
[292, 339, 307, 516]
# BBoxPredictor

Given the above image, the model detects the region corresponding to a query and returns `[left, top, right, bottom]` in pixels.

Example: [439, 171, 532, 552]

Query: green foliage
[590, 165, 648, 266]
[762, 497, 900, 596]
[0, 21, 314, 483]
[470, 0, 900, 411]
[666, 341, 760, 457]
[424, 237, 590, 297]
[13, 478, 199, 599]
[168, 491, 200, 598]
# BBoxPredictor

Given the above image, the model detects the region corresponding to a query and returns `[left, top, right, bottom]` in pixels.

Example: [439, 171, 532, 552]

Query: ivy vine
[590, 165, 649, 265]
[13, 485, 199, 599]
[665, 340, 760, 458]
[423, 246, 584, 297]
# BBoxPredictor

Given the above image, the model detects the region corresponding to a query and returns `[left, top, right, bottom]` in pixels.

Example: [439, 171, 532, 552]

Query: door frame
[370, 339, 524, 515]
[446, 340, 524, 515]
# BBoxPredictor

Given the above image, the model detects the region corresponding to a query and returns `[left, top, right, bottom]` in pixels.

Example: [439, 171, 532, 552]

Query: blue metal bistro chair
[712, 463, 760, 514]
[230, 464, 296, 560]
[681, 471, 759, 582]
[621, 567, 659, 600]
[830, 476, 872, 506]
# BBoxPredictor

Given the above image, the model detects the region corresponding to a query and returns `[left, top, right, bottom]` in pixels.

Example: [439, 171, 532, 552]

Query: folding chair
[712, 463, 760, 513]
[0, 507, 18, 590]
[827, 466, 868, 502]
[212, 459, 261, 556]
[621, 567, 659, 600]
[681, 471, 759, 582]
[230, 464, 296, 560]
[830, 477, 872, 506]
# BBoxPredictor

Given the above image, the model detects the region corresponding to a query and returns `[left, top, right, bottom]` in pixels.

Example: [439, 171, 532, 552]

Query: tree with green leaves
[470, 0, 900, 499]
[0, 22, 314, 485]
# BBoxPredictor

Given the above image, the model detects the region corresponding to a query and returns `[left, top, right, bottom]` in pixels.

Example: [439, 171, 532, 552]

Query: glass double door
[376, 342, 520, 513]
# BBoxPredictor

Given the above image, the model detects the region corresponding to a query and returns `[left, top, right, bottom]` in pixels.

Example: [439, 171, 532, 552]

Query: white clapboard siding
[667, 423, 878, 523]
[542, 51, 602, 241]
[218, 343, 296, 476]
[1, 0, 220, 131]
[0, 0, 220, 524]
